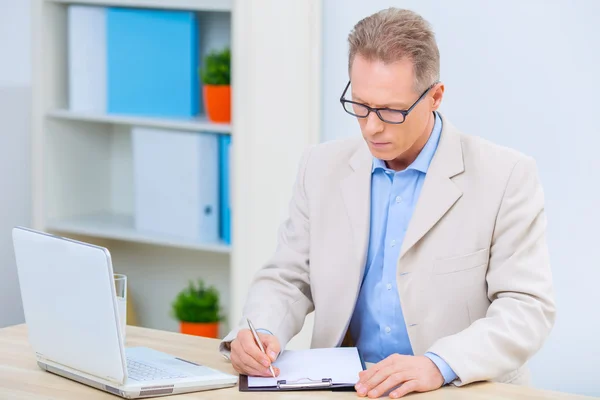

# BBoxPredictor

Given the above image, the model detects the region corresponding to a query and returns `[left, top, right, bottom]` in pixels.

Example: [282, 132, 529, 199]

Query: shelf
[45, 0, 233, 12]
[47, 109, 232, 134]
[47, 213, 231, 254]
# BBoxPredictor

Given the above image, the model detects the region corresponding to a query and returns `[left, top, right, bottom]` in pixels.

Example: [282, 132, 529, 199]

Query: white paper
[248, 347, 363, 388]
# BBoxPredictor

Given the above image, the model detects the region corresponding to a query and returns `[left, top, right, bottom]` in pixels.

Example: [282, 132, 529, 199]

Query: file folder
[132, 127, 219, 243]
[67, 5, 107, 112]
[107, 8, 199, 117]
[218, 135, 231, 244]
[239, 347, 365, 392]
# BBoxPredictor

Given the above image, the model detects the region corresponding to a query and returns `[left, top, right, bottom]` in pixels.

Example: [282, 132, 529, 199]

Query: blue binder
[107, 8, 198, 117]
[219, 135, 232, 244]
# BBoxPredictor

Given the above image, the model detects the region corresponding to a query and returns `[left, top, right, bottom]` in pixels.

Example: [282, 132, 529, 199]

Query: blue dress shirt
[348, 112, 458, 385]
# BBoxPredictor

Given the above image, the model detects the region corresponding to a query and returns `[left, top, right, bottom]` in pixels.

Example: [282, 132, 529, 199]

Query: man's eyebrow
[382, 102, 410, 109]
[352, 94, 409, 109]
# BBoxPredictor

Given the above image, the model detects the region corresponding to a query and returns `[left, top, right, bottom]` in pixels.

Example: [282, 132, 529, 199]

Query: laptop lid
[12, 227, 127, 385]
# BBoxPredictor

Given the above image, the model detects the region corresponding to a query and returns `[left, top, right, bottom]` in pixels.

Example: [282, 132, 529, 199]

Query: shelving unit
[32, 0, 322, 347]
[32, 0, 236, 335]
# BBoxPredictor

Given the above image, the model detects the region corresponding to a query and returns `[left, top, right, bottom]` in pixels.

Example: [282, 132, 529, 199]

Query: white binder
[68, 5, 106, 113]
[132, 127, 219, 243]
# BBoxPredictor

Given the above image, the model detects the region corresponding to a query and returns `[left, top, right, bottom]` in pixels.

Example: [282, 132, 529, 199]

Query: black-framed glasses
[339, 81, 438, 124]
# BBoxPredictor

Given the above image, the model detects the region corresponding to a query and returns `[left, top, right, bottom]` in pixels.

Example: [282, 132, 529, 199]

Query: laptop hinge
[37, 355, 125, 387]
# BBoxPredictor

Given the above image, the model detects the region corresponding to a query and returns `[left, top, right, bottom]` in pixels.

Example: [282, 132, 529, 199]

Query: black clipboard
[238, 348, 366, 392]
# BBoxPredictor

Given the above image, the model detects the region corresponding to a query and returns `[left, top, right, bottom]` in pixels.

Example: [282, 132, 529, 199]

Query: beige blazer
[222, 114, 556, 386]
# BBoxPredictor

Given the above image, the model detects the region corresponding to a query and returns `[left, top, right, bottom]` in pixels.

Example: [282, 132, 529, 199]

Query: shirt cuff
[424, 352, 458, 385]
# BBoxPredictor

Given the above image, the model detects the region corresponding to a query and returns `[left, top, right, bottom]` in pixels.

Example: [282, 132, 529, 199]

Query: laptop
[12, 227, 238, 398]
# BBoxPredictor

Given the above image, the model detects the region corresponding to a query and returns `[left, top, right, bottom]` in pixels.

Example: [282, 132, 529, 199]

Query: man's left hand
[355, 354, 444, 398]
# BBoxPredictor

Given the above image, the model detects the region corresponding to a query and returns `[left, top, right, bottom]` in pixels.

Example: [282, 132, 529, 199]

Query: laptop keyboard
[127, 358, 187, 382]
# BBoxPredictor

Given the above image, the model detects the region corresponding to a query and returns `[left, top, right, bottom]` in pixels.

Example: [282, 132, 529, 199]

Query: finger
[230, 351, 253, 375]
[358, 362, 382, 385]
[237, 361, 280, 378]
[230, 349, 263, 376]
[357, 366, 394, 396]
[359, 355, 398, 384]
[390, 380, 419, 398]
[268, 366, 281, 377]
[367, 372, 408, 399]
[237, 350, 273, 376]
[357, 369, 379, 394]
[240, 333, 272, 367]
[376, 355, 397, 368]
[238, 352, 281, 377]
[260, 334, 281, 361]
[231, 334, 265, 376]
[259, 333, 280, 361]
[359, 367, 374, 380]
[229, 341, 242, 366]
[365, 366, 395, 391]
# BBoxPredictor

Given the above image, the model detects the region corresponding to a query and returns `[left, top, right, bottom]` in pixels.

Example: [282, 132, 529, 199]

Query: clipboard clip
[277, 377, 333, 390]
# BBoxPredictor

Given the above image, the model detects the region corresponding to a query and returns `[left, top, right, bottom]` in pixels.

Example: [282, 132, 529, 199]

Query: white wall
[0, 0, 31, 87]
[323, 0, 599, 396]
[0, 0, 31, 328]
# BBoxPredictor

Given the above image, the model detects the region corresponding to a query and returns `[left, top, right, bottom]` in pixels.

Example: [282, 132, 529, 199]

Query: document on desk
[241, 347, 365, 391]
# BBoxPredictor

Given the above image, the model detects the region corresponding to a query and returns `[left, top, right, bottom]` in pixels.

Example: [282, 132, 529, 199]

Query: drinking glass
[114, 274, 127, 342]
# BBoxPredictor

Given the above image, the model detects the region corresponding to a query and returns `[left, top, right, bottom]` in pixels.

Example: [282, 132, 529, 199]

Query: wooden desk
[0, 324, 592, 399]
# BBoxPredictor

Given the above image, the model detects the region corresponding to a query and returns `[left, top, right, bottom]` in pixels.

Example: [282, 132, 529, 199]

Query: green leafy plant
[200, 47, 231, 85]
[171, 279, 222, 323]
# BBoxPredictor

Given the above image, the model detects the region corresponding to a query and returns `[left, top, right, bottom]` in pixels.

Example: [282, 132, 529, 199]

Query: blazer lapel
[340, 143, 372, 279]
[399, 115, 465, 260]
[331, 142, 371, 346]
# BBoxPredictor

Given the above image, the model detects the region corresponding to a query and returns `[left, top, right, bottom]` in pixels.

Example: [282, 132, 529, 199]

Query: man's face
[349, 54, 442, 167]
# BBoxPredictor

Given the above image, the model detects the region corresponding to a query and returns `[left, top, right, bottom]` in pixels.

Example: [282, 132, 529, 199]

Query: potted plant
[201, 47, 231, 123]
[171, 279, 222, 338]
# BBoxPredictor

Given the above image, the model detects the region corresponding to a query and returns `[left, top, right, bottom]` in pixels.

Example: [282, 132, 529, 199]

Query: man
[220, 7, 555, 399]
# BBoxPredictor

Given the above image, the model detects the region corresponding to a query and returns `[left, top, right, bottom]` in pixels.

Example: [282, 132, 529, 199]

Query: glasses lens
[343, 101, 369, 117]
[378, 109, 406, 124]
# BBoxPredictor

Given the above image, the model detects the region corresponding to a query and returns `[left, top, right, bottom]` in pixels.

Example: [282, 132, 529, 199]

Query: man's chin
[367, 145, 404, 161]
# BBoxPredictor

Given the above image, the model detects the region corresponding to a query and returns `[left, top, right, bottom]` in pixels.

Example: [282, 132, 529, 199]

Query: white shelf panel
[47, 109, 231, 133]
[47, 213, 231, 254]
[46, 0, 232, 12]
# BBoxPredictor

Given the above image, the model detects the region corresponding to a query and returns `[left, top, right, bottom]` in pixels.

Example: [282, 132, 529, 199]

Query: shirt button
[386, 283, 392, 290]
[391, 240, 396, 247]
[395, 196, 402, 203]
[385, 326, 391, 334]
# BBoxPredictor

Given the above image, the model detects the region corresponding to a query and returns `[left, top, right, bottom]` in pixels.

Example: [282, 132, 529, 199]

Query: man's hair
[347, 8, 440, 93]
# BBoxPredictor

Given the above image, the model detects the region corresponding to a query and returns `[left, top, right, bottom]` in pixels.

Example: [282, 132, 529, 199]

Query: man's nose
[364, 111, 385, 136]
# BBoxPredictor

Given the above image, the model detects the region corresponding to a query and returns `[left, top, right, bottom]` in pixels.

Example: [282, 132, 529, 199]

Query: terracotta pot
[180, 321, 219, 338]
[203, 84, 231, 123]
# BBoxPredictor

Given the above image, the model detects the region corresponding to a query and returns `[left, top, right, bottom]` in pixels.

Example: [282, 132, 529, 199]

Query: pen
[246, 318, 276, 378]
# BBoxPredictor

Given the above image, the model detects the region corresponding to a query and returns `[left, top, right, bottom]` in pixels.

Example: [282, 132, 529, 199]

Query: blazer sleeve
[427, 156, 556, 385]
[220, 146, 315, 356]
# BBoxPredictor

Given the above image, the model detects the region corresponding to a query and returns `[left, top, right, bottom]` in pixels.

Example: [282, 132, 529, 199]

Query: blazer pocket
[434, 248, 489, 275]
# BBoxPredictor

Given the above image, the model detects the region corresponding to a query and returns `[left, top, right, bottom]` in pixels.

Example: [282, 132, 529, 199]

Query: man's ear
[431, 83, 445, 111]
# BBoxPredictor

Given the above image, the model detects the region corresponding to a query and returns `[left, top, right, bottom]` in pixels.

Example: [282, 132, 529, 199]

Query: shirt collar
[372, 111, 442, 174]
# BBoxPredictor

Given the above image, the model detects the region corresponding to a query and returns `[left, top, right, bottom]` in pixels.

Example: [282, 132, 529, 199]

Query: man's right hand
[230, 329, 281, 377]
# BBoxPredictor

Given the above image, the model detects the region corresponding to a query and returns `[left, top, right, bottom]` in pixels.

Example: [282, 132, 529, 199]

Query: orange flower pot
[180, 321, 219, 338]
[203, 84, 231, 123]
